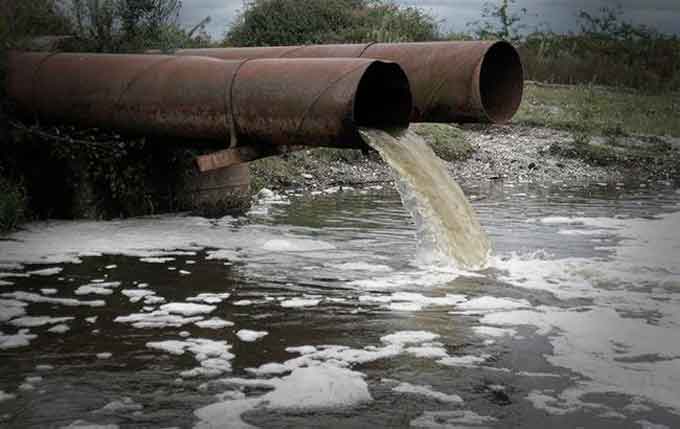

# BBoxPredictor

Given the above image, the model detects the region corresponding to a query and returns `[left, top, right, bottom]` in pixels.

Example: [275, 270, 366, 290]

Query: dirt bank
[250, 123, 680, 198]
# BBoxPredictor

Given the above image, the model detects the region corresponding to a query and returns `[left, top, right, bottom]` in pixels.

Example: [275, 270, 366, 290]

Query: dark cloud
[178, 0, 680, 39]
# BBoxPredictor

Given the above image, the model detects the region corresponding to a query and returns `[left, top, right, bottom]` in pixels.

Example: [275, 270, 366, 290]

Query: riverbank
[250, 121, 680, 197]
[2, 82, 679, 231]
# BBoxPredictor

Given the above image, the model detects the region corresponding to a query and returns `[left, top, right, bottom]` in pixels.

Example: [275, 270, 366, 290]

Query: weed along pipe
[173, 41, 524, 124]
[6, 52, 412, 150]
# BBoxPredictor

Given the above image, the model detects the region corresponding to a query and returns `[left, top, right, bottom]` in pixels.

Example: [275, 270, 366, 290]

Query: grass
[516, 82, 680, 175]
[514, 83, 680, 137]
[412, 123, 474, 162]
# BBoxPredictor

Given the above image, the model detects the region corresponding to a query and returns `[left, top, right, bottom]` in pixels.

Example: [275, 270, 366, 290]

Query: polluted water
[360, 127, 490, 269]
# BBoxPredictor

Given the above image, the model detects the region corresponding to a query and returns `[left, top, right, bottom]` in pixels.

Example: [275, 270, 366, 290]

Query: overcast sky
[179, 0, 680, 40]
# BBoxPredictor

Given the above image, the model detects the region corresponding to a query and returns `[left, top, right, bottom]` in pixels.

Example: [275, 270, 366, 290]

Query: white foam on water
[348, 267, 471, 291]
[481, 209, 680, 413]
[409, 410, 497, 428]
[405, 344, 449, 359]
[525, 388, 610, 416]
[205, 250, 241, 261]
[160, 303, 216, 316]
[245, 363, 291, 377]
[96, 352, 112, 360]
[381, 331, 440, 345]
[392, 382, 463, 403]
[539, 216, 626, 228]
[0, 215, 272, 266]
[94, 397, 143, 414]
[121, 288, 155, 302]
[262, 238, 335, 253]
[0, 390, 16, 402]
[195, 318, 234, 329]
[139, 257, 175, 263]
[2, 291, 105, 307]
[27, 267, 63, 276]
[360, 292, 467, 312]
[60, 420, 119, 429]
[115, 311, 203, 329]
[195, 329, 452, 427]
[0, 329, 37, 349]
[472, 326, 517, 338]
[9, 316, 74, 328]
[40, 288, 57, 295]
[285, 346, 317, 355]
[236, 330, 268, 342]
[232, 300, 253, 306]
[0, 299, 27, 322]
[194, 364, 371, 429]
[482, 305, 680, 412]
[452, 296, 531, 314]
[637, 420, 671, 429]
[326, 262, 393, 273]
[48, 324, 70, 334]
[187, 293, 231, 304]
[75, 281, 121, 296]
[437, 354, 491, 368]
[147, 338, 235, 378]
[280, 298, 320, 308]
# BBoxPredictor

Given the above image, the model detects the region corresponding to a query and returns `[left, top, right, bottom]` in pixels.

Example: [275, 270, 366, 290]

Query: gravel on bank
[251, 124, 680, 197]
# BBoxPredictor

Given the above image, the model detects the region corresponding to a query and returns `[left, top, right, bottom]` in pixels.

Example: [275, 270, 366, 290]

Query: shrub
[226, 0, 439, 46]
[68, 0, 212, 52]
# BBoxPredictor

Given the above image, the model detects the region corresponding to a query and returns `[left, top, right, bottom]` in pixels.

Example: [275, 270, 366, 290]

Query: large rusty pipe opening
[174, 41, 525, 124]
[6, 53, 412, 149]
[354, 61, 411, 129]
[477, 41, 524, 123]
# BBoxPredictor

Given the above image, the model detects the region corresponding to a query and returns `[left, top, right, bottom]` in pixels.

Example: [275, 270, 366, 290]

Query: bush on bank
[226, 0, 440, 46]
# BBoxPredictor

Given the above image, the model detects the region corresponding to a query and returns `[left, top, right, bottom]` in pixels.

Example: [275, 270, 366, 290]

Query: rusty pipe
[6, 52, 412, 148]
[174, 41, 524, 124]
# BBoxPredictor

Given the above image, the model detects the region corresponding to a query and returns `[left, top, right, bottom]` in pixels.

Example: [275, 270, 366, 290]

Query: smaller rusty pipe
[231, 58, 411, 148]
[175, 41, 524, 124]
[6, 52, 412, 148]
[364, 41, 524, 123]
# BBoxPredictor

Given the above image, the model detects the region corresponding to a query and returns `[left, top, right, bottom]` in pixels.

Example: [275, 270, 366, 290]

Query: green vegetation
[467, 3, 680, 92]
[515, 83, 680, 137]
[68, 0, 211, 52]
[412, 124, 474, 162]
[549, 135, 678, 172]
[226, 0, 439, 46]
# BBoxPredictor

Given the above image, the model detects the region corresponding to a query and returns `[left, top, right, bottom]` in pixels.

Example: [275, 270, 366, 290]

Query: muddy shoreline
[251, 123, 680, 198]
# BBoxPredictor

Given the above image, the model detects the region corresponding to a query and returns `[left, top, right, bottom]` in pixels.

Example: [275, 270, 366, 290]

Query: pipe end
[354, 61, 412, 131]
[479, 41, 524, 123]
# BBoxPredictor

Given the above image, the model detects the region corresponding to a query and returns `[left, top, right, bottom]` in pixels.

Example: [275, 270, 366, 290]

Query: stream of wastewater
[1, 130, 680, 428]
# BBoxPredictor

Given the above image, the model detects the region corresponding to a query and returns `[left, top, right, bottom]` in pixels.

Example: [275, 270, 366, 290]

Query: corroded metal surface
[6, 52, 412, 151]
[195, 145, 303, 172]
[175, 41, 524, 124]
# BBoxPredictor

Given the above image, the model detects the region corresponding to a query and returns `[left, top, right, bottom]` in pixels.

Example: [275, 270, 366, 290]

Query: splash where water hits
[360, 127, 491, 269]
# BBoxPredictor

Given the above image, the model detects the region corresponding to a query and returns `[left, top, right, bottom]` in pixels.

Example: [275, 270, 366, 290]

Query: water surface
[1, 179, 679, 429]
